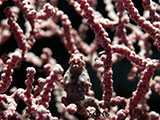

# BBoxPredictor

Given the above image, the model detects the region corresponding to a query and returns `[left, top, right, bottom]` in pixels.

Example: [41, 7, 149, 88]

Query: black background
[0, 0, 159, 118]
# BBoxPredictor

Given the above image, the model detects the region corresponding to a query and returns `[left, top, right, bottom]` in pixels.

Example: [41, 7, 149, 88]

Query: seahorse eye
[71, 54, 74, 58]
[80, 55, 83, 59]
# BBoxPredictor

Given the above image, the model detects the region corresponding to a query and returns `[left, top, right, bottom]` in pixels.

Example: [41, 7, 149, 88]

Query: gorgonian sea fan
[0, 0, 160, 119]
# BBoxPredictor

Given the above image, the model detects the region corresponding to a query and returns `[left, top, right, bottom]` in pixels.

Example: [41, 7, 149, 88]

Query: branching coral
[0, 0, 160, 119]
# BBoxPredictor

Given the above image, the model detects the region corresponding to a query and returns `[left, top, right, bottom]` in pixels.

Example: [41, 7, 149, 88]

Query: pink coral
[0, 0, 160, 119]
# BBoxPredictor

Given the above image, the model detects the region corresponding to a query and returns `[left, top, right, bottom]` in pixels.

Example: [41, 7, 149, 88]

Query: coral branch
[0, 0, 160, 119]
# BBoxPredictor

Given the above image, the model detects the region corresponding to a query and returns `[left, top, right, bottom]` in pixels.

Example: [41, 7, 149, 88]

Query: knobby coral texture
[0, 0, 160, 119]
